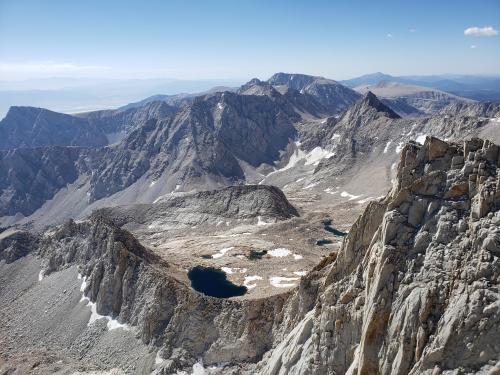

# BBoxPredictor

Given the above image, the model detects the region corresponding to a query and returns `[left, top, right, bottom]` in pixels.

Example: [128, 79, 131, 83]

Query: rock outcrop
[94, 184, 299, 229]
[253, 137, 500, 374]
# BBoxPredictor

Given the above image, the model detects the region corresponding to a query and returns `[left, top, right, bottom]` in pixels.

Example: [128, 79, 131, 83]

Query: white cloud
[386, 33, 393, 38]
[470, 44, 477, 49]
[0, 61, 111, 74]
[464, 26, 498, 37]
[409, 28, 417, 33]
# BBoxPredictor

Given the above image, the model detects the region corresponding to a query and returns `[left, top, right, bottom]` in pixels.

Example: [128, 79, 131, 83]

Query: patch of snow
[383, 141, 392, 153]
[212, 247, 234, 259]
[323, 187, 339, 195]
[174, 184, 181, 191]
[155, 351, 164, 365]
[304, 147, 334, 166]
[38, 270, 44, 281]
[217, 102, 224, 111]
[216, 220, 223, 226]
[268, 248, 291, 257]
[260, 142, 306, 183]
[244, 275, 263, 289]
[303, 182, 318, 190]
[405, 123, 418, 136]
[415, 134, 427, 144]
[293, 271, 307, 276]
[79, 276, 131, 331]
[296, 177, 305, 183]
[356, 197, 374, 204]
[222, 267, 247, 274]
[395, 142, 404, 154]
[324, 187, 338, 195]
[293, 254, 303, 260]
[257, 216, 274, 226]
[192, 361, 206, 375]
[331, 133, 340, 140]
[149, 180, 157, 187]
[270, 276, 300, 288]
[260, 143, 334, 183]
[80, 275, 87, 292]
[340, 191, 362, 201]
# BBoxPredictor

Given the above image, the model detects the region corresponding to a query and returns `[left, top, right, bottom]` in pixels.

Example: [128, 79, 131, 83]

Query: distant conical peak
[358, 91, 400, 119]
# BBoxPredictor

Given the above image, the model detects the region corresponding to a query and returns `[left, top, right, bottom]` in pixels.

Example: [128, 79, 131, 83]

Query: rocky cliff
[252, 137, 500, 375]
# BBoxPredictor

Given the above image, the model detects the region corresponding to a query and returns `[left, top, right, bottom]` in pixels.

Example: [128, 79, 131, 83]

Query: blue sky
[0, 0, 499, 81]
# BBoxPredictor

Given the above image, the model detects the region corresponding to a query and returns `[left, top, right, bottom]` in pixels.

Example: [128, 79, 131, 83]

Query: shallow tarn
[188, 265, 247, 298]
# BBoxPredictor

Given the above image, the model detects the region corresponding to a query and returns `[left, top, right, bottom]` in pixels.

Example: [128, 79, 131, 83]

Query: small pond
[316, 239, 333, 246]
[248, 249, 268, 260]
[188, 266, 247, 298]
[323, 219, 347, 236]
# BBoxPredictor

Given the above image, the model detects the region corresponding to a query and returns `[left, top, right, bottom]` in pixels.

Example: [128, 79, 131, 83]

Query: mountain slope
[0, 146, 93, 216]
[0, 107, 108, 150]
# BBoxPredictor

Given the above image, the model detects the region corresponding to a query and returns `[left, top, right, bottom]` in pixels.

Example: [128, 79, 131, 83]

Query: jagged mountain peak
[238, 78, 281, 97]
[354, 90, 401, 119]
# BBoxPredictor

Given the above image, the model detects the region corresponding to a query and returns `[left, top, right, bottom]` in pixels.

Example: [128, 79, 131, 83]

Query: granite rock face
[87, 91, 298, 201]
[254, 137, 500, 375]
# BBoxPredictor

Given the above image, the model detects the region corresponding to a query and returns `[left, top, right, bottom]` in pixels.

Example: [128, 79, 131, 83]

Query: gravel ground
[0, 256, 156, 375]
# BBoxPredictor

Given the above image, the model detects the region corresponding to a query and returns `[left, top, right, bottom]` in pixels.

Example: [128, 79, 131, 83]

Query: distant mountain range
[2, 72, 499, 119]
[341, 72, 500, 101]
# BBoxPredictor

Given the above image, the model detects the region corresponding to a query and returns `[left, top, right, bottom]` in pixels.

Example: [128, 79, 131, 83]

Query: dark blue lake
[188, 266, 247, 298]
